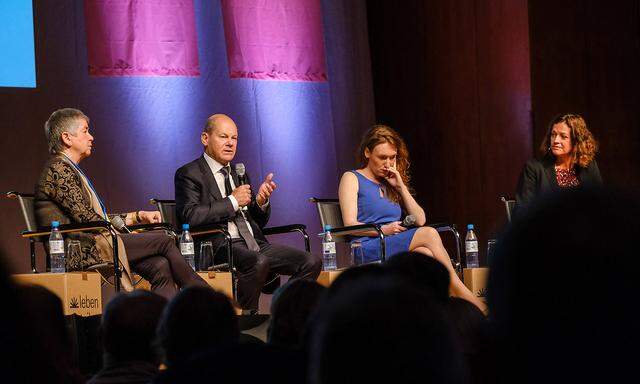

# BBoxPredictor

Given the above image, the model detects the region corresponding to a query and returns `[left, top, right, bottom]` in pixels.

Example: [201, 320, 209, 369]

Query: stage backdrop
[0, 0, 375, 272]
[528, 0, 640, 189]
[367, 0, 533, 264]
[367, 0, 640, 266]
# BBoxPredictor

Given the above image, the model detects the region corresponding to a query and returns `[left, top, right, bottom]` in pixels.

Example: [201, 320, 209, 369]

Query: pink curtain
[84, 0, 199, 76]
[221, 0, 328, 82]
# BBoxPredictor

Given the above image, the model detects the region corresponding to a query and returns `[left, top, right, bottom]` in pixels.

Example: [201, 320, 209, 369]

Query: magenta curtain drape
[84, 0, 200, 76]
[220, 0, 327, 81]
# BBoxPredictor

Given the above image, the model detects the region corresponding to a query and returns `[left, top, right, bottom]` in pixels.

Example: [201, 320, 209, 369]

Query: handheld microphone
[235, 163, 247, 185]
[401, 215, 416, 228]
[111, 215, 131, 233]
[234, 163, 252, 210]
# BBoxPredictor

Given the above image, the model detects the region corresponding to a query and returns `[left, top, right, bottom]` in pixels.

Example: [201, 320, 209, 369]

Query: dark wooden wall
[367, 0, 640, 265]
[367, 0, 533, 263]
[529, 0, 640, 188]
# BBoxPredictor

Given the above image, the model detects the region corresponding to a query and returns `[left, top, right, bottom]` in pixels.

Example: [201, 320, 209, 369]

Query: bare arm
[338, 172, 361, 226]
[384, 166, 426, 226]
[398, 186, 426, 226]
[338, 172, 405, 237]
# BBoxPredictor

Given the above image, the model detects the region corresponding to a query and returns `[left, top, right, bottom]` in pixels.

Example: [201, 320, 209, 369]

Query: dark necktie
[220, 167, 260, 252]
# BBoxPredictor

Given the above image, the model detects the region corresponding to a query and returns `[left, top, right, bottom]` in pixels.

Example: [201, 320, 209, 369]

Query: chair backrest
[310, 198, 344, 230]
[500, 196, 516, 222]
[150, 199, 178, 230]
[6, 192, 37, 232]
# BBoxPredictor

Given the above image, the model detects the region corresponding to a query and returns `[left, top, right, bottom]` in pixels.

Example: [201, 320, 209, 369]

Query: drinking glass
[487, 239, 497, 266]
[199, 241, 214, 271]
[66, 240, 82, 272]
[350, 241, 364, 266]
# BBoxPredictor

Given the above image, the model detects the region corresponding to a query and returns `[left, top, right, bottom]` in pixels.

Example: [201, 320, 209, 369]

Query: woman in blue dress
[338, 125, 485, 312]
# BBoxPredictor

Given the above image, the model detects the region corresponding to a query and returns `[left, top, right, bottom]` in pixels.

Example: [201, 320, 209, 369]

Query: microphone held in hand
[234, 163, 253, 208]
[235, 163, 247, 185]
[111, 215, 131, 233]
[401, 215, 417, 228]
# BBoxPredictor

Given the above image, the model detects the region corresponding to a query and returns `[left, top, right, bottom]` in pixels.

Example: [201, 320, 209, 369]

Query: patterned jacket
[34, 154, 132, 283]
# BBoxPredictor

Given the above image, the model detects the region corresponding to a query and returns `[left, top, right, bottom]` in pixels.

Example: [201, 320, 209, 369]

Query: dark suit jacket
[515, 155, 603, 209]
[174, 156, 271, 255]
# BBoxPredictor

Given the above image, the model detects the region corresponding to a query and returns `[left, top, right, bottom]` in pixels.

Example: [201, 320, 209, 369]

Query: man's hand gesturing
[256, 173, 277, 206]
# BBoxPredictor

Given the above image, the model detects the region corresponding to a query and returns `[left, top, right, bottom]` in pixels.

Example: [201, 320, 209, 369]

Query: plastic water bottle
[49, 221, 65, 273]
[180, 223, 195, 270]
[322, 225, 337, 271]
[465, 224, 479, 268]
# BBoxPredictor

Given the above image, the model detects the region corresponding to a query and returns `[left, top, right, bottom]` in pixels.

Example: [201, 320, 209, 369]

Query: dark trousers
[219, 239, 322, 310]
[121, 231, 208, 299]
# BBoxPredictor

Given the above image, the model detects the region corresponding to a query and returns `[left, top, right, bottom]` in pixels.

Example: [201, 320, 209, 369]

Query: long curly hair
[357, 125, 412, 203]
[539, 114, 598, 168]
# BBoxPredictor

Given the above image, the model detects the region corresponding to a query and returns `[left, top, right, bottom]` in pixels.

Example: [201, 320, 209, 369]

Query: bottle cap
[324, 224, 332, 231]
[51, 221, 60, 228]
[182, 223, 190, 230]
[467, 224, 474, 230]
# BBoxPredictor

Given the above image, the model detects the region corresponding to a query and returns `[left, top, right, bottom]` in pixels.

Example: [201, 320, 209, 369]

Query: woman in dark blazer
[516, 114, 602, 209]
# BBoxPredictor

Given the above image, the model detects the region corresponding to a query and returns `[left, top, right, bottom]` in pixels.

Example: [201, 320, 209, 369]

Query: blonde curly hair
[357, 125, 412, 203]
[539, 114, 598, 168]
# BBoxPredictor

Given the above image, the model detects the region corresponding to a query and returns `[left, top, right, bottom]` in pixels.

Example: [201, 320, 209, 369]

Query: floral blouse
[555, 166, 580, 188]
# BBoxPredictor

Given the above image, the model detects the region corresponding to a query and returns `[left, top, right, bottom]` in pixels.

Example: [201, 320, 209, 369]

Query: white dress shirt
[203, 152, 260, 239]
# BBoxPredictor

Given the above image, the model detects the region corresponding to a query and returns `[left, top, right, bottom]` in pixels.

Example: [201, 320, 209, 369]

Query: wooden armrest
[5, 191, 34, 199]
[189, 224, 231, 240]
[428, 222, 457, 231]
[262, 224, 307, 236]
[263, 223, 310, 252]
[21, 221, 112, 238]
[149, 198, 175, 205]
[328, 223, 382, 237]
[129, 222, 176, 234]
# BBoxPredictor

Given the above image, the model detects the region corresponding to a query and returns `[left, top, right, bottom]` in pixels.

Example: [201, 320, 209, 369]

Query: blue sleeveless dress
[350, 171, 418, 262]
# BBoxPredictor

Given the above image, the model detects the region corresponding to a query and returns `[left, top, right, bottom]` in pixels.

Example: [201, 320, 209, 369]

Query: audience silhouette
[5, 186, 638, 383]
[489, 187, 640, 383]
[89, 290, 167, 384]
[309, 275, 467, 384]
[156, 286, 238, 368]
[0, 256, 82, 383]
[385, 251, 451, 303]
[268, 279, 326, 349]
